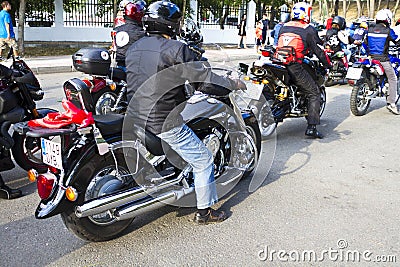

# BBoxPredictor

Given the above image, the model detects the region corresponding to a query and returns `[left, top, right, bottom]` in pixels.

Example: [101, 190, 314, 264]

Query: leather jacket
[114, 19, 145, 66]
[125, 34, 236, 135]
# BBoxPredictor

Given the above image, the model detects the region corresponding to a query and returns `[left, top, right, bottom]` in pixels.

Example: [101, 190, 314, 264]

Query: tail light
[37, 173, 56, 200]
[261, 50, 271, 57]
[348, 80, 355, 85]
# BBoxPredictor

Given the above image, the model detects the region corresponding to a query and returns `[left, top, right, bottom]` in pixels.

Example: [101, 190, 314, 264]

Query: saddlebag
[0, 87, 18, 114]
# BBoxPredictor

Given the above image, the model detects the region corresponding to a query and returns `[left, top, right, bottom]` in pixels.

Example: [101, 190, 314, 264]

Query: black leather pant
[287, 63, 321, 125]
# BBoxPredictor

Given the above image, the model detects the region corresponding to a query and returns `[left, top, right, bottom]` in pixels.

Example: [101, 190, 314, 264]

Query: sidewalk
[15, 47, 260, 75]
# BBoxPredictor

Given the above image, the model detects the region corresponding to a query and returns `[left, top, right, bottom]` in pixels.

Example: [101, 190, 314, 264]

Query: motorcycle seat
[109, 67, 126, 81]
[93, 113, 124, 136]
[132, 125, 164, 156]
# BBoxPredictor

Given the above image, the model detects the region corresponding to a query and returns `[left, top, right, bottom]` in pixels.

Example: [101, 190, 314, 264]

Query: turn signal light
[262, 80, 269, 84]
[37, 173, 56, 200]
[243, 76, 251, 81]
[109, 82, 117, 91]
[27, 169, 38, 182]
[65, 186, 78, 202]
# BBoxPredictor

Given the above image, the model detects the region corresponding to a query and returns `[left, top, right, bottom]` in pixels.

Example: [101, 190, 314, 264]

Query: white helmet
[376, 9, 392, 25]
[119, 0, 132, 10]
[291, 2, 312, 23]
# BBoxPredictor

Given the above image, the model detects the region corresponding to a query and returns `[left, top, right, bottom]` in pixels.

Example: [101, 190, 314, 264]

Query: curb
[29, 54, 259, 75]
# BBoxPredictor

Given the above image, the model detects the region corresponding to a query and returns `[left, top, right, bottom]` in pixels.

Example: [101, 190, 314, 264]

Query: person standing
[0, 1, 19, 60]
[255, 20, 263, 52]
[238, 14, 247, 48]
[261, 13, 269, 47]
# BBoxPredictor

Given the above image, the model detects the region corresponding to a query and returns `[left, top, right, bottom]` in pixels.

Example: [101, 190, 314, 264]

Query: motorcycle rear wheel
[350, 75, 372, 116]
[61, 150, 134, 242]
[11, 133, 48, 173]
[92, 87, 121, 115]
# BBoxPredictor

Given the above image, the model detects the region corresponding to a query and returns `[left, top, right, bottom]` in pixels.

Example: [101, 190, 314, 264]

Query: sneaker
[193, 208, 226, 225]
[386, 104, 400, 115]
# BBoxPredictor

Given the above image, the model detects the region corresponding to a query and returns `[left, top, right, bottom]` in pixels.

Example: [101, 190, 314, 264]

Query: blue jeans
[157, 124, 218, 209]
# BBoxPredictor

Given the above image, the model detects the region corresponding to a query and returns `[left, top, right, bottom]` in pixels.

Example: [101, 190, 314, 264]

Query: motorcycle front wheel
[350, 75, 372, 116]
[61, 150, 135, 242]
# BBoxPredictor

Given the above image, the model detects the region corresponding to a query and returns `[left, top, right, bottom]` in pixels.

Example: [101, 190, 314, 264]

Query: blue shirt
[0, 10, 14, 38]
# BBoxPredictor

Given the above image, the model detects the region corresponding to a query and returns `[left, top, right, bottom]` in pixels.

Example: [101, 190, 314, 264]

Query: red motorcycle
[72, 40, 128, 115]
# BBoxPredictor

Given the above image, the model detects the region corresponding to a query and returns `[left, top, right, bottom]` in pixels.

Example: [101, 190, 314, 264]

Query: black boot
[305, 125, 323, 139]
[0, 175, 22, 199]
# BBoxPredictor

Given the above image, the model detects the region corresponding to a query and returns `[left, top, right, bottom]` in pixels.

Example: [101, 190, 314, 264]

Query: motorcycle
[72, 44, 128, 115]
[324, 47, 350, 86]
[15, 69, 261, 242]
[347, 54, 400, 116]
[0, 49, 56, 173]
[239, 54, 327, 136]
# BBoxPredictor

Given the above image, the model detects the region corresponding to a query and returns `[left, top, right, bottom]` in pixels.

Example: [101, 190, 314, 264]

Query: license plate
[243, 83, 263, 101]
[345, 67, 363, 80]
[41, 138, 62, 170]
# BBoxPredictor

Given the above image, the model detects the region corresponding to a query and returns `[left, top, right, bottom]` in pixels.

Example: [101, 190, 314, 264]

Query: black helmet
[332, 16, 346, 30]
[142, 1, 182, 38]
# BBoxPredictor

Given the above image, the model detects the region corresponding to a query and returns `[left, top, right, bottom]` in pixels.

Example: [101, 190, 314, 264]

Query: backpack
[275, 28, 306, 64]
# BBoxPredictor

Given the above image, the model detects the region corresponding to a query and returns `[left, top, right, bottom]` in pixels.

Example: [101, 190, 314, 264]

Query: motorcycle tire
[92, 87, 120, 115]
[319, 87, 327, 117]
[243, 117, 261, 178]
[61, 150, 134, 242]
[11, 133, 48, 173]
[350, 74, 372, 116]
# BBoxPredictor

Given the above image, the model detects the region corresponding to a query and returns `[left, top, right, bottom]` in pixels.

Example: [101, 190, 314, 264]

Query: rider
[125, 1, 246, 224]
[352, 21, 368, 55]
[276, 2, 331, 139]
[113, 0, 146, 68]
[366, 9, 400, 115]
[325, 16, 352, 63]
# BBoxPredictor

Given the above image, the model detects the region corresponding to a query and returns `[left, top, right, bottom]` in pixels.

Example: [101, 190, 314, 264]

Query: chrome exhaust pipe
[75, 174, 185, 218]
[115, 187, 194, 221]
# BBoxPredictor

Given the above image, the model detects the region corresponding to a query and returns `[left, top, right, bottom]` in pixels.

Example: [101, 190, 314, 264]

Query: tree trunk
[357, 0, 362, 17]
[393, 0, 400, 16]
[334, 0, 339, 15]
[370, 0, 375, 18]
[17, 0, 26, 56]
[343, 0, 347, 18]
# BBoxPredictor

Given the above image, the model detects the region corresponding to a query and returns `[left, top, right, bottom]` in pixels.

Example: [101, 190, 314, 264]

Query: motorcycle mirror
[239, 63, 249, 75]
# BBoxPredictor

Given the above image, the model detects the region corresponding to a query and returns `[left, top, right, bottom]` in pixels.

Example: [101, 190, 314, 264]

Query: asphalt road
[1, 66, 400, 266]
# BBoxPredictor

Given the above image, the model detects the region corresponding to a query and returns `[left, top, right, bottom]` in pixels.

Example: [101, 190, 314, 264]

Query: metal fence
[63, 0, 114, 27]
[22, 0, 115, 27]
[197, 4, 247, 29]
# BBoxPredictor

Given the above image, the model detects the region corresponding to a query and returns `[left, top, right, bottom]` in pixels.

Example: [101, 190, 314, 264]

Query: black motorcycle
[15, 71, 261, 242]
[240, 55, 327, 136]
[0, 50, 56, 173]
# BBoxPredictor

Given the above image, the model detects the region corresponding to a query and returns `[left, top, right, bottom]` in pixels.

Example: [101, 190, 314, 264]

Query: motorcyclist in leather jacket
[125, 1, 246, 224]
[277, 2, 331, 138]
[113, 0, 146, 68]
